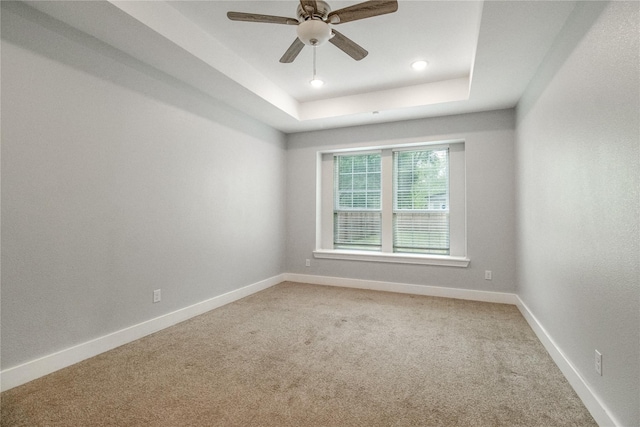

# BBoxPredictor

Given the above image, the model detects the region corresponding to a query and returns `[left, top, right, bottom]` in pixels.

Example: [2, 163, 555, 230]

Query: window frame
[333, 152, 383, 251]
[393, 146, 451, 255]
[315, 140, 469, 267]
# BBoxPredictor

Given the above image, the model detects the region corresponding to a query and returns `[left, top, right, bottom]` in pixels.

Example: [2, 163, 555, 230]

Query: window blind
[393, 148, 450, 254]
[333, 153, 381, 250]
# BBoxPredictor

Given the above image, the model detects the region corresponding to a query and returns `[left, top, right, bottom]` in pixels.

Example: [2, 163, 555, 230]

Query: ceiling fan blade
[329, 30, 368, 61]
[280, 38, 305, 63]
[299, 0, 318, 17]
[227, 11, 298, 25]
[327, 0, 398, 24]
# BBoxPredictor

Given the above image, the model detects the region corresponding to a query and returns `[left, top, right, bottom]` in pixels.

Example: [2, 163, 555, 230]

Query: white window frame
[314, 140, 469, 267]
[333, 151, 383, 251]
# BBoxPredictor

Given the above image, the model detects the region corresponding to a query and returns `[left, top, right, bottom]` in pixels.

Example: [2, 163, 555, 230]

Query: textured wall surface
[286, 110, 517, 293]
[1, 3, 286, 369]
[516, 2, 640, 425]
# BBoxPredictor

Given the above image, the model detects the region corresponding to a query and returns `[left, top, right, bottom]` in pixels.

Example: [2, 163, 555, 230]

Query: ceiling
[24, 0, 579, 133]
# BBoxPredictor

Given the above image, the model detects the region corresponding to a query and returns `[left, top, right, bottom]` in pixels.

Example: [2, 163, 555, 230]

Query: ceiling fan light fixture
[297, 19, 332, 46]
[310, 78, 325, 88]
[411, 60, 428, 71]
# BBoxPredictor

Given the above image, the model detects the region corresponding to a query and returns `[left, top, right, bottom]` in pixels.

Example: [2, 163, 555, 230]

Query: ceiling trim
[110, 1, 301, 119]
[21, 0, 582, 133]
[109, 1, 476, 124]
[300, 77, 470, 120]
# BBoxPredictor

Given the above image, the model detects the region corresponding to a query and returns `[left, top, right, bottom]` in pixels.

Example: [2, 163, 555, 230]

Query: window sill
[313, 249, 470, 267]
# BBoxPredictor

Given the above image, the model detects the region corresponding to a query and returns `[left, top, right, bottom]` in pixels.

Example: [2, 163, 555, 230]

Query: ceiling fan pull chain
[310, 46, 324, 87]
[313, 46, 317, 79]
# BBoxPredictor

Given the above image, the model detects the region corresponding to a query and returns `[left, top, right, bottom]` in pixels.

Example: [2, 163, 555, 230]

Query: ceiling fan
[227, 0, 398, 63]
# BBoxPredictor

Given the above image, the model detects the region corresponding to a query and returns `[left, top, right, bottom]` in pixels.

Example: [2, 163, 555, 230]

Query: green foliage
[395, 149, 448, 211]
[335, 154, 381, 210]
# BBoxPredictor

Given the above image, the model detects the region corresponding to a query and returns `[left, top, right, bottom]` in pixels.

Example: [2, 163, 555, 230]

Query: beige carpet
[1, 282, 597, 426]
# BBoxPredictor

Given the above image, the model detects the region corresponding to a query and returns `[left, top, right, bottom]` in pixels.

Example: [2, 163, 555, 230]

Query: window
[316, 141, 468, 267]
[334, 153, 381, 250]
[393, 148, 449, 255]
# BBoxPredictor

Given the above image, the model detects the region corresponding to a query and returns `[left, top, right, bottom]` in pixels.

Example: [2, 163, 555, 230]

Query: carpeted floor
[1, 282, 597, 426]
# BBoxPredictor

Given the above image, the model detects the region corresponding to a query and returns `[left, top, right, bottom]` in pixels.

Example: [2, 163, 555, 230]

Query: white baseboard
[1, 272, 619, 427]
[515, 297, 618, 427]
[0, 273, 517, 392]
[284, 273, 519, 305]
[0, 274, 285, 392]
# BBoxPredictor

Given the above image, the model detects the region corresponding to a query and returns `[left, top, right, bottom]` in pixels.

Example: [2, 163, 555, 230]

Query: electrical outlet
[153, 289, 161, 303]
[485, 270, 492, 280]
[595, 350, 602, 375]
[305, 259, 311, 267]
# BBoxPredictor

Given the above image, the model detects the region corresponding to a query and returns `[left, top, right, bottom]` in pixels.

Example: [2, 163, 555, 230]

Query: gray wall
[3, 2, 638, 424]
[1, 3, 286, 369]
[515, 2, 639, 426]
[286, 110, 517, 293]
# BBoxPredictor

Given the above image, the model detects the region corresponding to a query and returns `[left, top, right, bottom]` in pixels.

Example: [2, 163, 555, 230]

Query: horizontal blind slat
[393, 148, 450, 254]
[334, 212, 381, 250]
[334, 153, 382, 251]
[394, 212, 449, 253]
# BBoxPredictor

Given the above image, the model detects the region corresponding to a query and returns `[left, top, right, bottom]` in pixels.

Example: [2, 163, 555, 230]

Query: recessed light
[411, 60, 428, 71]
[310, 78, 324, 88]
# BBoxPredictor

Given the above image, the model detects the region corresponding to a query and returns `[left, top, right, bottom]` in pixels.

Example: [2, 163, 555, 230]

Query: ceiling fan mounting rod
[297, 1, 331, 21]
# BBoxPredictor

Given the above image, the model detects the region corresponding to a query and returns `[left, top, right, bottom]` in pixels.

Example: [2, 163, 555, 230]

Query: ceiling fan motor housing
[297, 1, 331, 21]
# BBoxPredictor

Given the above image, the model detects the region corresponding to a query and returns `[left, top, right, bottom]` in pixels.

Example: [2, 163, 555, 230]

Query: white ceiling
[168, 1, 481, 102]
[25, 0, 578, 133]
